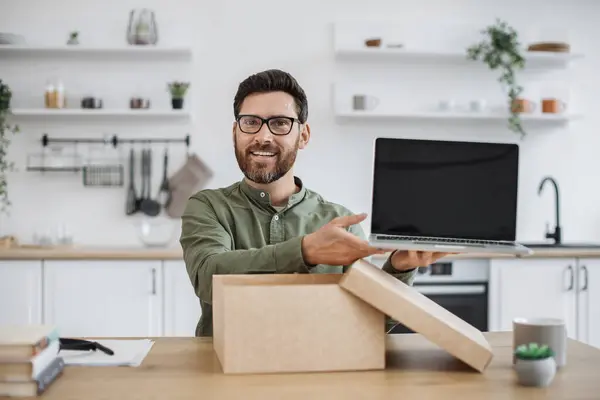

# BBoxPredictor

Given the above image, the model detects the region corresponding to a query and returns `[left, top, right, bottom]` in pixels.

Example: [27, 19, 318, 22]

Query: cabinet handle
[581, 265, 588, 291]
[565, 265, 574, 291]
[151, 268, 156, 295]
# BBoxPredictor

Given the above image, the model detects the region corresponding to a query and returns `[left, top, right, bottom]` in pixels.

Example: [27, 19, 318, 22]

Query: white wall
[1, 0, 600, 247]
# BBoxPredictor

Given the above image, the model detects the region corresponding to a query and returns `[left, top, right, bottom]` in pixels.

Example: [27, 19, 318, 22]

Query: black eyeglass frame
[236, 114, 301, 136]
[59, 338, 114, 356]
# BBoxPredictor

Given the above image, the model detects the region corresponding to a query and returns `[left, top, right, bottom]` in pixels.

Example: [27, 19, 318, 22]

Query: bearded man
[180, 69, 450, 337]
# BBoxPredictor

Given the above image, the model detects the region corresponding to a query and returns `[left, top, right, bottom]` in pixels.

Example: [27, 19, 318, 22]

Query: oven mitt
[165, 153, 214, 218]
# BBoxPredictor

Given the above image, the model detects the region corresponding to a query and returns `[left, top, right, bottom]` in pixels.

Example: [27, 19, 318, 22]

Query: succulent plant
[515, 342, 554, 361]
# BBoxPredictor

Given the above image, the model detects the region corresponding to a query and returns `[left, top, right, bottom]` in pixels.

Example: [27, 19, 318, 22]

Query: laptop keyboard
[374, 235, 515, 247]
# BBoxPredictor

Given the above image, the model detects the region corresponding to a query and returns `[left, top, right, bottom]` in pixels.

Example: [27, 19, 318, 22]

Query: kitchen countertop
[23, 332, 600, 400]
[2, 244, 600, 260]
[0, 246, 184, 260]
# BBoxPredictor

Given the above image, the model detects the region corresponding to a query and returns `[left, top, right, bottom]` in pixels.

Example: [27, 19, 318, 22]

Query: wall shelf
[335, 110, 582, 124]
[0, 44, 192, 59]
[334, 47, 583, 69]
[10, 108, 191, 119]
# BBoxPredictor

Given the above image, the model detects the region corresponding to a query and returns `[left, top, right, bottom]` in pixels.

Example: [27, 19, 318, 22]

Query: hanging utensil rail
[40, 133, 191, 148]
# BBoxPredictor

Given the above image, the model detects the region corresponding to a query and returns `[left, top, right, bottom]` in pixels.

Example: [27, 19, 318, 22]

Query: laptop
[368, 137, 532, 255]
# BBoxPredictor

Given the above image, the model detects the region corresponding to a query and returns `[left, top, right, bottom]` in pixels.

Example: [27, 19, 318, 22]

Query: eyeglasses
[236, 114, 300, 136]
[59, 338, 114, 355]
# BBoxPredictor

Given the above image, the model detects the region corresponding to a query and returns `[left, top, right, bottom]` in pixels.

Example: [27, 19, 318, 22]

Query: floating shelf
[0, 44, 192, 59]
[334, 47, 583, 69]
[10, 108, 191, 118]
[335, 110, 582, 123]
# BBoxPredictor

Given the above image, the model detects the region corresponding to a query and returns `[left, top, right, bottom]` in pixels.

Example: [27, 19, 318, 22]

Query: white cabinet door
[163, 260, 202, 336]
[0, 261, 43, 325]
[489, 258, 578, 339]
[576, 259, 600, 348]
[43, 260, 163, 338]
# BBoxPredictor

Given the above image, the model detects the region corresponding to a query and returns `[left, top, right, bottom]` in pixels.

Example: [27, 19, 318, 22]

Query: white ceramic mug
[438, 99, 456, 111]
[469, 99, 487, 112]
[352, 94, 379, 111]
[513, 317, 567, 368]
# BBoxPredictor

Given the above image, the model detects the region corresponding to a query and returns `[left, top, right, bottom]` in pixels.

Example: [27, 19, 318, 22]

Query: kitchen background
[1, 0, 599, 248]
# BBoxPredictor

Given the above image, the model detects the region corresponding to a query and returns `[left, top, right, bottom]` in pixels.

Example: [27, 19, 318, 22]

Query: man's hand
[301, 213, 386, 266]
[390, 250, 452, 271]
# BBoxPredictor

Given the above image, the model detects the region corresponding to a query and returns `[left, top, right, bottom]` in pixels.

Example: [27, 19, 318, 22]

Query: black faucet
[538, 176, 562, 244]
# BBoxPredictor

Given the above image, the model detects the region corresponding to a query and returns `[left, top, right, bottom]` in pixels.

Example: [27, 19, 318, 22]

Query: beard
[234, 134, 300, 184]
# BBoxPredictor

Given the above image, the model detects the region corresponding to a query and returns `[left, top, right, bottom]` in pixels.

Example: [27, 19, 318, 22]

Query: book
[0, 340, 60, 382]
[0, 356, 64, 397]
[0, 325, 59, 361]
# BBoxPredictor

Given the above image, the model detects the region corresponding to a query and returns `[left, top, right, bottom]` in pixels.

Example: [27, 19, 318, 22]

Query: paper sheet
[58, 339, 154, 367]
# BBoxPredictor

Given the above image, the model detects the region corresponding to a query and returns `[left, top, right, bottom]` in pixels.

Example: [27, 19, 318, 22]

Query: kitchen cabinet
[0, 261, 43, 326]
[163, 260, 202, 336]
[42, 260, 163, 338]
[490, 257, 600, 348]
[575, 259, 600, 349]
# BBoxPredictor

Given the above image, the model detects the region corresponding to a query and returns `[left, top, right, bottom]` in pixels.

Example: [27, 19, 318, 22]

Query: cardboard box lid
[338, 259, 494, 372]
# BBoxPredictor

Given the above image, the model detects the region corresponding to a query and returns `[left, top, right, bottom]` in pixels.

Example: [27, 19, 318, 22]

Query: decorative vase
[515, 357, 556, 387]
[171, 98, 184, 110]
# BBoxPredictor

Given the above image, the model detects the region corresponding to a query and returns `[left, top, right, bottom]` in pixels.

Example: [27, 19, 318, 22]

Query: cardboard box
[213, 259, 494, 374]
[212, 273, 386, 374]
[339, 259, 494, 372]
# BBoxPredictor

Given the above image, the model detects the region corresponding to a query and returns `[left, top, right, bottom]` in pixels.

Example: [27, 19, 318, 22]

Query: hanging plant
[466, 19, 526, 138]
[0, 79, 20, 215]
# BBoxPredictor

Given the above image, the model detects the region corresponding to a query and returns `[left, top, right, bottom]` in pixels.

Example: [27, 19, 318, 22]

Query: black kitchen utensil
[157, 147, 171, 208]
[140, 147, 161, 217]
[125, 148, 138, 215]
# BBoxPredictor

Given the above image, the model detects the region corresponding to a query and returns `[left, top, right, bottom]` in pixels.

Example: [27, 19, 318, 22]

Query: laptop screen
[370, 137, 519, 242]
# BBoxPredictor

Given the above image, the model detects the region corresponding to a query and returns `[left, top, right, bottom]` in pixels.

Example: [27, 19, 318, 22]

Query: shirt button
[260, 192, 265, 198]
[274, 215, 279, 221]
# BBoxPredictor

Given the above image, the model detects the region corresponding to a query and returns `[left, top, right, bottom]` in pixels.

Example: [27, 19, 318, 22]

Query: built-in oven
[387, 259, 489, 334]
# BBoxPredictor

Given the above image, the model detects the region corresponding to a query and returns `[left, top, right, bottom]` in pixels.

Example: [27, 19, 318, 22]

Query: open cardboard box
[212, 259, 494, 374]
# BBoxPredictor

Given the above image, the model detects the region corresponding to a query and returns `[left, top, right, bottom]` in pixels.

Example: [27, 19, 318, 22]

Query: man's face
[233, 91, 309, 184]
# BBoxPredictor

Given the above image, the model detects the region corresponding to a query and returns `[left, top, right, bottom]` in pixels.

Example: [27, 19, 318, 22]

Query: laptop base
[369, 234, 533, 256]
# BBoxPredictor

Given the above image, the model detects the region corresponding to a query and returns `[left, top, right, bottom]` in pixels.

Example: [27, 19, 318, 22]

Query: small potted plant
[67, 31, 79, 45]
[514, 342, 556, 387]
[167, 81, 190, 110]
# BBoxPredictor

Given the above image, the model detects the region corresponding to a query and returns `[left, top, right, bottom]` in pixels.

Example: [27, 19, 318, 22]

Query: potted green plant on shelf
[514, 342, 556, 387]
[167, 81, 190, 110]
[466, 19, 526, 138]
[67, 31, 79, 45]
[0, 79, 19, 215]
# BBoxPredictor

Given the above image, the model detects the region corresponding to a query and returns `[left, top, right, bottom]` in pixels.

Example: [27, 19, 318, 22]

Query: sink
[521, 242, 600, 249]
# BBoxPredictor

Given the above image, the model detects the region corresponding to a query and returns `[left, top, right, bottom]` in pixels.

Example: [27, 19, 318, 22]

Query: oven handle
[414, 284, 486, 295]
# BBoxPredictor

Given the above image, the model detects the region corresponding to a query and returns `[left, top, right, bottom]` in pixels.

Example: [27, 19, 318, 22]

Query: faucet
[538, 176, 562, 244]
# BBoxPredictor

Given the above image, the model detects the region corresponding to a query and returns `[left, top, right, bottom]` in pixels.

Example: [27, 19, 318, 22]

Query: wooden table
[10, 332, 600, 399]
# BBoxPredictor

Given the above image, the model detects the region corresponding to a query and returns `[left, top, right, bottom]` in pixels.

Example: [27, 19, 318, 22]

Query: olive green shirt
[179, 176, 417, 337]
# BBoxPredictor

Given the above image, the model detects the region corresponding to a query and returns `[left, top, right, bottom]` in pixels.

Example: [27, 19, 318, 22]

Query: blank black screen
[370, 137, 519, 241]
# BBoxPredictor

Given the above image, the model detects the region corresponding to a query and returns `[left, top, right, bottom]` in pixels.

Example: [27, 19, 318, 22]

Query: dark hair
[233, 69, 308, 123]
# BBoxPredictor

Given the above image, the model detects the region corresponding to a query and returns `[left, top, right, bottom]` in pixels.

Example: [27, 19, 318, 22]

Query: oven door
[387, 282, 488, 334]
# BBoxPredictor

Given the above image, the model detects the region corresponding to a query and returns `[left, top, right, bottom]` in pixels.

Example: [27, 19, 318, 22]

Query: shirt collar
[240, 176, 307, 209]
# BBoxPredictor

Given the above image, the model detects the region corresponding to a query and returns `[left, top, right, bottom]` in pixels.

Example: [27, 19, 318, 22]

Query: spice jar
[44, 80, 67, 109]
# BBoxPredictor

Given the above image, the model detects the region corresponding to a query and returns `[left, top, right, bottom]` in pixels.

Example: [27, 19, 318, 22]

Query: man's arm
[180, 195, 312, 304]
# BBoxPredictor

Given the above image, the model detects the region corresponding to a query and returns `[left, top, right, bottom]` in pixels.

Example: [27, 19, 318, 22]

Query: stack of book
[0, 325, 65, 397]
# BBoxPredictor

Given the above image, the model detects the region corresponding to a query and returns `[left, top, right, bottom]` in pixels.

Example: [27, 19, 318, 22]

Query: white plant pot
[515, 357, 557, 387]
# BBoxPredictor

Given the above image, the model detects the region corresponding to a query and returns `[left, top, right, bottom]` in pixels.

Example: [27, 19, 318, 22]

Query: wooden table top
[9, 332, 600, 399]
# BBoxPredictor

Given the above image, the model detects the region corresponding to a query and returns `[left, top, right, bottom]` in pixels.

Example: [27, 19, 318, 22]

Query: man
[180, 69, 450, 337]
